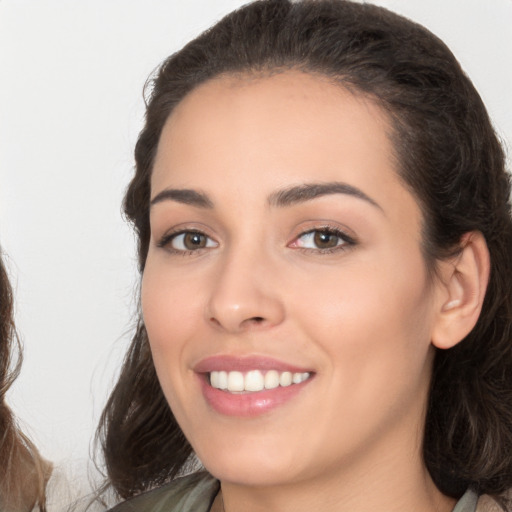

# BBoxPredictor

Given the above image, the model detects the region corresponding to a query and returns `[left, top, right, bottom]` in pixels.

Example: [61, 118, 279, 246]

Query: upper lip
[194, 355, 313, 374]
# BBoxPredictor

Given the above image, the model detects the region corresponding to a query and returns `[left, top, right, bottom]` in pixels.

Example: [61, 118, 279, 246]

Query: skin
[142, 71, 457, 512]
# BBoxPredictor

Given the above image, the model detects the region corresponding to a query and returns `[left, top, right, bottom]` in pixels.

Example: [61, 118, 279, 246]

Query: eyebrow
[150, 181, 382, 212]
[268, 182, 382, 211]
[150, 188, 214, 208]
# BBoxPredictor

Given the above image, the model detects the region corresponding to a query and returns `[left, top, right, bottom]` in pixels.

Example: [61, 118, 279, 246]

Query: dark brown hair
[98, 0, 512, 503]
[0, 249, 50, 512]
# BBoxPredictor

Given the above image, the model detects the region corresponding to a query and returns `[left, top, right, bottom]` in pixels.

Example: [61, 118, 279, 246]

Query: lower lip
[198, 375, 312, 417]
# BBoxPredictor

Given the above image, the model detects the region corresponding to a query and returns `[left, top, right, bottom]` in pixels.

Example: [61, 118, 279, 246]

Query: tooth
[280, 371, 292, 387]
[218, 371, 228, 390]
[292, 372, 303, 384]
[227, 371, 244, 392]
[264, 370, 280, 389]
[213, 369, 311, 392]
[245, 370, 264, 391]
[210, 371, 220, 388]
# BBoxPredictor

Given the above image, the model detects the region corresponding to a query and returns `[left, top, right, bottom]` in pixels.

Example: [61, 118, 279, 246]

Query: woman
[98, 1, 512, 511]
[0, 250, 49, 512]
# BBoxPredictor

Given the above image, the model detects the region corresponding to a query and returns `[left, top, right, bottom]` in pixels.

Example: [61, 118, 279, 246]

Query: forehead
[164, 71, 392, 143]
[153, 70, 397, 186]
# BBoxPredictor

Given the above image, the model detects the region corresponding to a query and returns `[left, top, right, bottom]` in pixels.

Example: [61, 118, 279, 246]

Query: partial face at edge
[141, 71, 441, 487]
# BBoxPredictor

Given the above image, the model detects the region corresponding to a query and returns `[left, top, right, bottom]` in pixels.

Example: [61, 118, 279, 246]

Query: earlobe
[431, 231, 490, 350]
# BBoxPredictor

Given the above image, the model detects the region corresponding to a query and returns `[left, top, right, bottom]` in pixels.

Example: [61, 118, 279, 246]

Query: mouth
[195, 356, 314, 416]
[209, 369, 312, 393]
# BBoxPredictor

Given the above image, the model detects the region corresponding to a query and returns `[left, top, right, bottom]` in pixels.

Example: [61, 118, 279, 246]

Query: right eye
[158, 230, 218, 253]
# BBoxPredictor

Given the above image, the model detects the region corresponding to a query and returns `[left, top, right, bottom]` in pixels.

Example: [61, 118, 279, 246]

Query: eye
[291, 228, 355, 252]
[158, 230, 218, 253]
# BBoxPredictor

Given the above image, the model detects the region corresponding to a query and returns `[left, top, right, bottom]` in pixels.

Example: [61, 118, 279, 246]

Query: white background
[0, 0, 511, 500]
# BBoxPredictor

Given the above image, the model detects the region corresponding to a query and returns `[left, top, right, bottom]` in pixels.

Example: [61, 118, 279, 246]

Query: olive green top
[109, 472, 219, 512]
[109, 472, 481, 512]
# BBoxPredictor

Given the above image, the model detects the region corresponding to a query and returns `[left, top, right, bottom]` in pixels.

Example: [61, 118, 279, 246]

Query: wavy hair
[0, 249, 50, 512]
[98, 0, 512, 503]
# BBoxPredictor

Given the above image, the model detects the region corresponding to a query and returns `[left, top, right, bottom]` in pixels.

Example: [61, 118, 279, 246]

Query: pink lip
[194, 355, 314, 417]
[194, 355, 311, 374]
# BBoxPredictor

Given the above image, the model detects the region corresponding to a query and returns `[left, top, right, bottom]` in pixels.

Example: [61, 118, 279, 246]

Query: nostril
[251, 317, 264, 323]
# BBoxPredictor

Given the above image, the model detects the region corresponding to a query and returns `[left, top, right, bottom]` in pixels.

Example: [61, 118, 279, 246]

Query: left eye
[293, 229, 352, 250]
[168, 231, 217, 251]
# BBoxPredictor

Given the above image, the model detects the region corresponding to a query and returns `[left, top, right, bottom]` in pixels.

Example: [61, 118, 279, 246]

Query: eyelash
[156, 226, 356, 256]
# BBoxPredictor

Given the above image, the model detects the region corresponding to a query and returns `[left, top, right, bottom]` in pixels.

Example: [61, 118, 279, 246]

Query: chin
[197, 442, 304, 487]
[205, 461, 298, 488]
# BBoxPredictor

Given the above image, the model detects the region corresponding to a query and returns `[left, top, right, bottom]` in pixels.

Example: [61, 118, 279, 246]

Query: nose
[205, 247, 285, 333]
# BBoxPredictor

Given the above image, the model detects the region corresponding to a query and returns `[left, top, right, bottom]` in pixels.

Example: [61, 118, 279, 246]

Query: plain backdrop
[0, 0, 511, 496]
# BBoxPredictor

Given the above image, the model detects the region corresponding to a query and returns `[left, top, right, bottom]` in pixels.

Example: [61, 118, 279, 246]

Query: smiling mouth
[209, 369, 312, 393]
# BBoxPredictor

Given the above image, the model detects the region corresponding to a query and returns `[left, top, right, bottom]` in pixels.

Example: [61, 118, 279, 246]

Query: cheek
[141, 256, 201, 366]
[295, 264, 435, 447]
[289, 254, 434, 380]
[140, 258, 205, 424]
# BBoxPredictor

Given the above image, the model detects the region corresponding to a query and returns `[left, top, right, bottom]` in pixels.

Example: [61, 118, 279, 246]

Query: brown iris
[183, 232, 208, 250]
[313, 231, 339, 249]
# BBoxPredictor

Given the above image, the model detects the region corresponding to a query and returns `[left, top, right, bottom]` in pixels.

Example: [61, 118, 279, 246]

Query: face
[142, 71, 442, 488]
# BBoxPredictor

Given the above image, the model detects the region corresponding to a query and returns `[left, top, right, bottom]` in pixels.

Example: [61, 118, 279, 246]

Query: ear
[431, 231, 490, 350]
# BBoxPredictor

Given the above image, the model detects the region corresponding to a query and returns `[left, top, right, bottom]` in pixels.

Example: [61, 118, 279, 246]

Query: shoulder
[108, 472, 219, 512]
